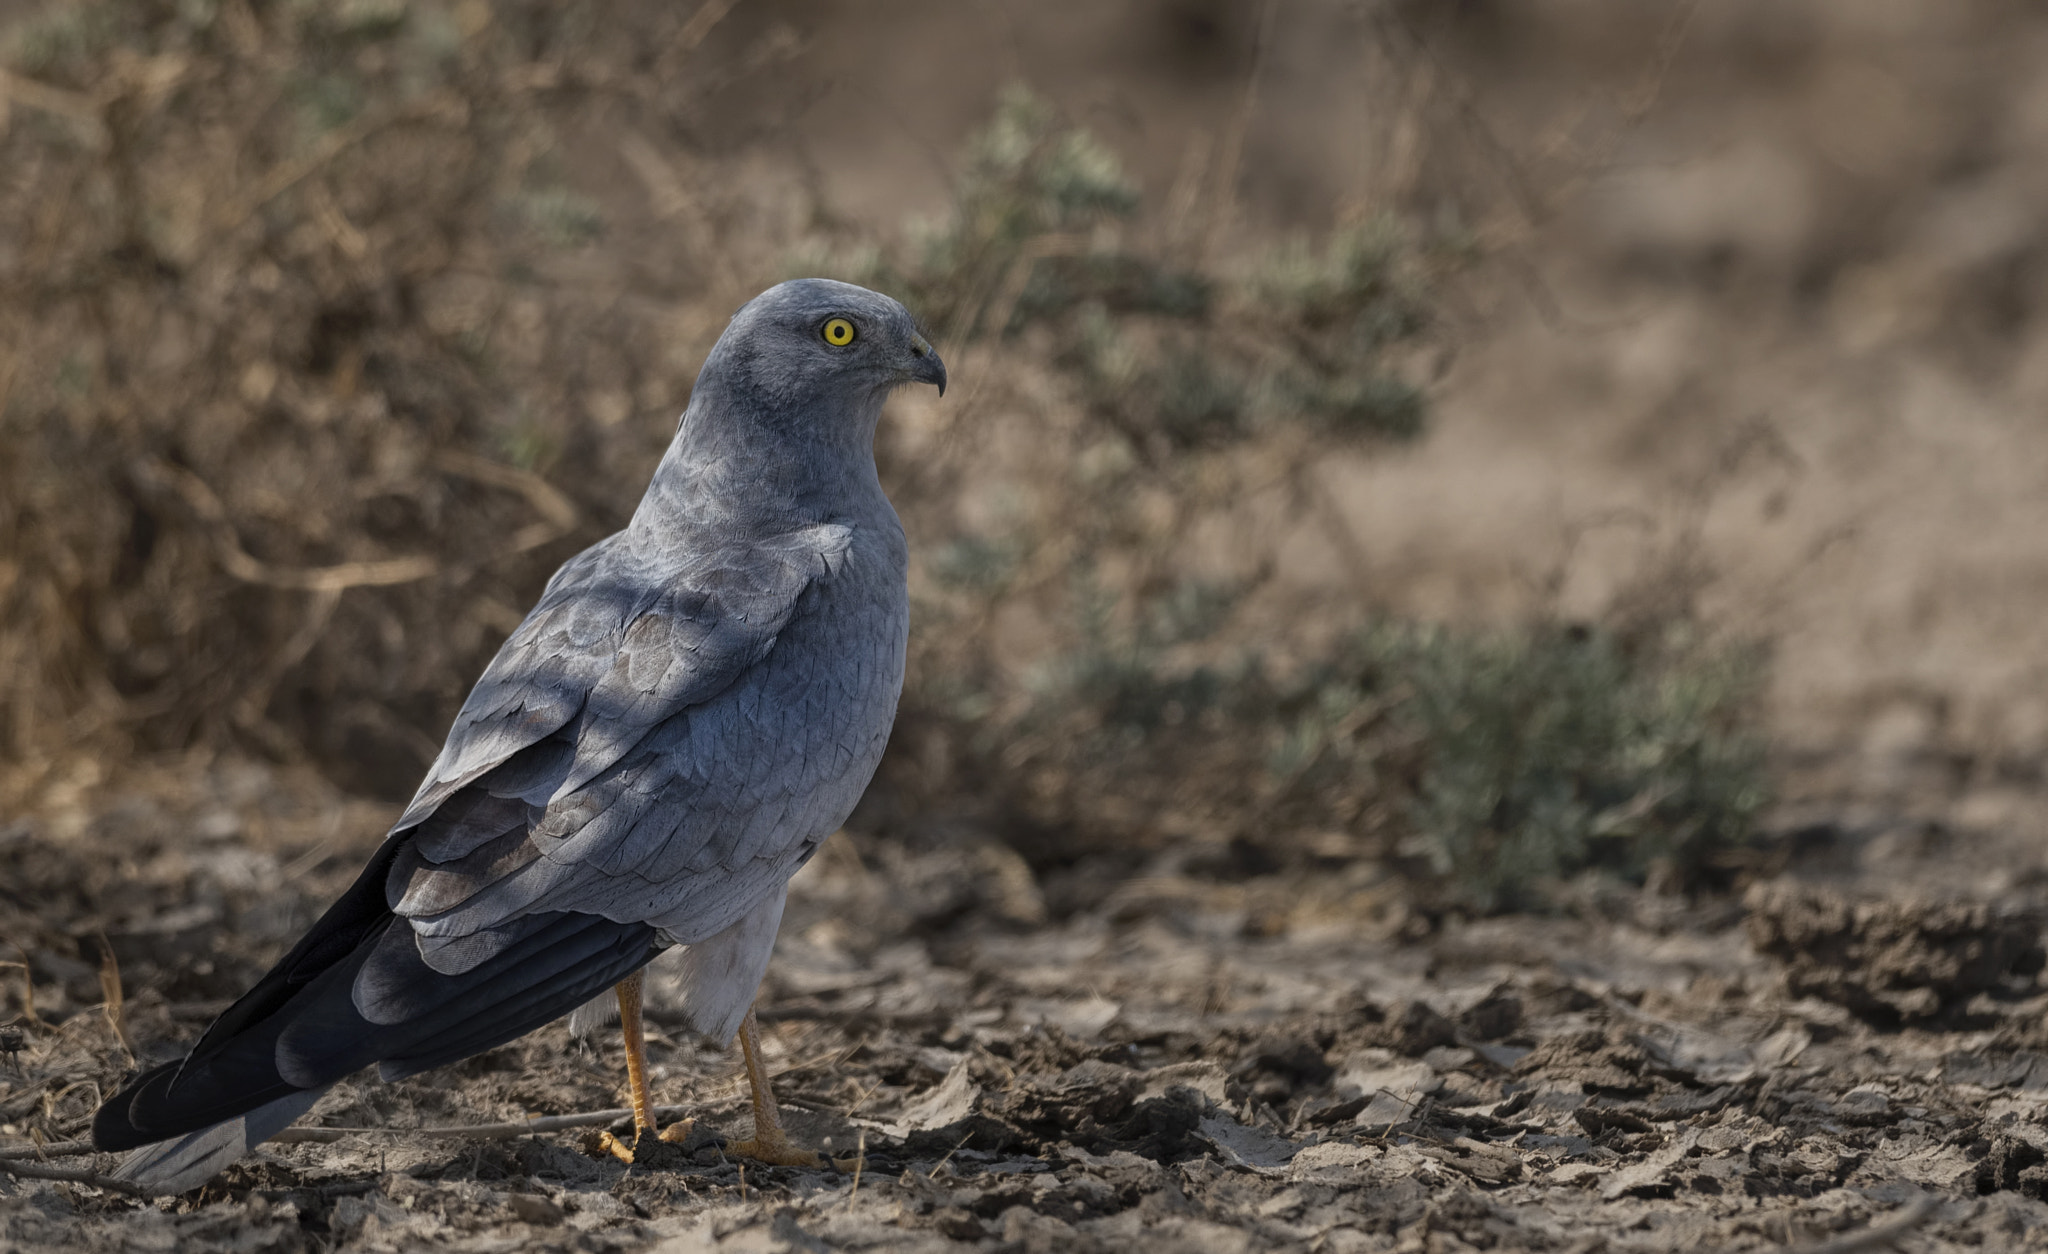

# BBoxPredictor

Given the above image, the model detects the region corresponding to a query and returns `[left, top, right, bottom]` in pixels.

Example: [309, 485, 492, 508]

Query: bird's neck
[628, 382, 888, 537]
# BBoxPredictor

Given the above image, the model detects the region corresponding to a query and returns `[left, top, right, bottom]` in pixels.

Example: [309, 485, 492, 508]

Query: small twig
[0, 1076, 57, 1122]
[233, 586, 343, 733]
[216, 91, 463, 233]
[0, 1156, 152, 1197]
[4, 942, 39, 1026]
[753, 1005, 953, 1031]
[44, 1079, 101, 1126]
[133, 458, 438, 592]
[1161, 130, 1213, 257]
[0, 1138, 93, 1160]
[671, 0, 744, 65]
[1787, 1195, 1940, 1254]
[928, 1129, 974, 1178]
[431, 450, 580, 557]
[268, 1104, 699, 1144]
[1374, 8, 1547, 227]
[847, 1129, 867, 1202]
[618, 130, 700, 222]
[166, 1000, 232, 1023]
[840, 1080, 884, 1121]
[0, 70, 108, 150]
[981, 232, 1090, 343]
[133, 452, 576, 599]
[304, 180, 370, 261]
[1202, 0, 1279, 264]
[96, 936, 133, 1063]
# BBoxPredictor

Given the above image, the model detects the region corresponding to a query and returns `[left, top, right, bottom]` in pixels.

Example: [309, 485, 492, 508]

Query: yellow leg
[723, 1006, 832, 1168]
[596, 971, 694, 1163]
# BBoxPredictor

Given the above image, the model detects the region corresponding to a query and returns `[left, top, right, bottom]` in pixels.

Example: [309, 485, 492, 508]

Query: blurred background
[3, 0, 2047, 963]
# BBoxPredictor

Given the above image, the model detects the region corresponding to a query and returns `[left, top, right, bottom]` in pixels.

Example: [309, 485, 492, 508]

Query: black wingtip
[90, 909, 658, 1152]
[92, 1061, 180, 1152]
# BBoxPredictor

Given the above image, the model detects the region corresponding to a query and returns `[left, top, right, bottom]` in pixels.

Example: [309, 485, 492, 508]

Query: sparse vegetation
[930, 598, 1769, 913]
[844, 91, 1769, 911]
[0, 12, 1766, 916]
[1394, 623, 1768, 911]
[0, 0, 680, 796]
[24, 4, 2045, 1249]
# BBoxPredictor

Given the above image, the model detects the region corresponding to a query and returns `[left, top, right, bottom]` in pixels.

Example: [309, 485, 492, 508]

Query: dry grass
[0, 2, 1765, 913]
[0, 0, 735, 797]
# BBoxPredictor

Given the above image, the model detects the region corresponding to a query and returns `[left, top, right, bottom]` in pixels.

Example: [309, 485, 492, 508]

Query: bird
[91, 278, 945, 1193]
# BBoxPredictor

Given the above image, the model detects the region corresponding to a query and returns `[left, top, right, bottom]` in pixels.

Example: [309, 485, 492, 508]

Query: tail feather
[92, 831, 659, 1190]
[111, 1089, 327, 1194]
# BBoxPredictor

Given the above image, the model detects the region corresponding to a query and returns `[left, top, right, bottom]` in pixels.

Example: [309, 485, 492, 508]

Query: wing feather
[386, 519, 878, 959]
[395, 523, 852, 843]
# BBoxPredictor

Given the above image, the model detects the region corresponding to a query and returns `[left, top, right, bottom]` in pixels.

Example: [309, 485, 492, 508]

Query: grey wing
[385, 522, 865, 971]
[393, 534, 634, 834]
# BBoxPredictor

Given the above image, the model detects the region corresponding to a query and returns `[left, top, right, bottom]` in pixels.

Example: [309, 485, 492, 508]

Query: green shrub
[978, 611, 1769, 912]
[842, 85, 1768, 913]
[1384, 624, 1768, 911]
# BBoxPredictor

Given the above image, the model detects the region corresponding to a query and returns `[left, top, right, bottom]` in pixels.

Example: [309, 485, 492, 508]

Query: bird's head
[709, 278, 947, 416]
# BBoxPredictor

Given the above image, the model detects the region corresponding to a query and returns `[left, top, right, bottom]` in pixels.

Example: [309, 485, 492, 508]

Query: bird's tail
[93, 833, 658, 1193]
[111, 1089, 328, 1193]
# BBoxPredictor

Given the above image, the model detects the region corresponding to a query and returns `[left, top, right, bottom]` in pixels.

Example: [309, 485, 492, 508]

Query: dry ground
[7, 761, 2048, 1252]
[10, 2, 2048, 1251]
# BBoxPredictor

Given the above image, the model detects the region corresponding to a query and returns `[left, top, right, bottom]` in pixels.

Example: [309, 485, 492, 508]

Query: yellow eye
[821, 317, 857, 346]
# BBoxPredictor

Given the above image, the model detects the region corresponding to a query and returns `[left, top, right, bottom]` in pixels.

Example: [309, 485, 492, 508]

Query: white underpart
[568, 884, 788, 1047]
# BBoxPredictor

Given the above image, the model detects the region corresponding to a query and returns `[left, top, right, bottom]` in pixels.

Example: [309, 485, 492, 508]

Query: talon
[722, 1119, 861, 1171]
[597, 1129, 640, 1164]
[725, 1133, 823, 1169]
[597, 1120, 695, 1165]
[593, 971, 694, 1168]
[657, 1119, 696, 1146]
[720, 1007, 845, 1169]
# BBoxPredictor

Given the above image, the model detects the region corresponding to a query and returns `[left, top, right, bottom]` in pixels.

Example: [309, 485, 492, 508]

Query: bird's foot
[723, 1133, 818, 1168]
[724, 1123, 860, 1171]
[596, 1119, 696, 1165]
[598, 1130, 634, 1164]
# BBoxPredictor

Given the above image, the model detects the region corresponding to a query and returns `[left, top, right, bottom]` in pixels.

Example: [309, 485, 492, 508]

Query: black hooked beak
[908, 332, 947, 396]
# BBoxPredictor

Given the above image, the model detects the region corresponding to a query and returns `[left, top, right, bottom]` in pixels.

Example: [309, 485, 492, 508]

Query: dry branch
[215, 90, 465, 233]
[433, 451, 580, 558]
[0, 1138, 93, 1160]
[0, 70, 107, 149]
[96, 938, 133, 1062]
[133, 459, 438, 592]
[3, 943, 37, 1027]
[0, 1155, 152, 1196]
[269, 1104, 700, 1144]
[0, 1104, 707, 1169]
[669, 0, 745, 68]
[1202, 0, 1278, 264]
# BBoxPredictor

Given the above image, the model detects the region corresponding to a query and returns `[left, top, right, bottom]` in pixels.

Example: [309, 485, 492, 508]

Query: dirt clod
[1458, 994, 1524, 1043]
[1746, 885, 2046, 1024]
[1977, 1137, 2048, 1199]
[507, 1193, 565, 1226]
